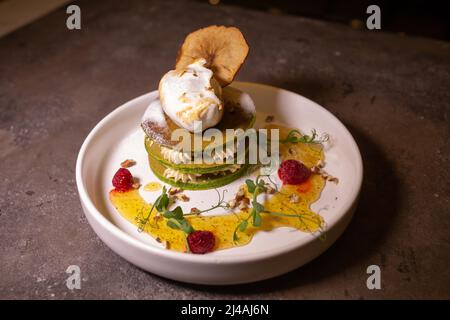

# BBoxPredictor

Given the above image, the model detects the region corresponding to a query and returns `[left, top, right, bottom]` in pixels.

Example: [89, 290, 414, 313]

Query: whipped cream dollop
[158, 59, 224, 132]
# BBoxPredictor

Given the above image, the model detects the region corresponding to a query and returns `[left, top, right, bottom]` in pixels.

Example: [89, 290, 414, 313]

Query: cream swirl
[158, 59, 223, 132]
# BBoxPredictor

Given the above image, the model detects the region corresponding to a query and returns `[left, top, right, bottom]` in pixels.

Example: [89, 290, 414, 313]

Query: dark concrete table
[1, 0, 449, 299]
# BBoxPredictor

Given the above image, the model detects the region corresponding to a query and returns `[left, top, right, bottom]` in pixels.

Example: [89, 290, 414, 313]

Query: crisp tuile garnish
[175, 25, 249, 87]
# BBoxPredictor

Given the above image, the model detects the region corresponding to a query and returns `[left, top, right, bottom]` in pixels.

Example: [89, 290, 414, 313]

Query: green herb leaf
[245, 179, 256, 193]
[179, 219, 194, 234]
[162, 211, 174, 219]
[238, 220, 248, 232]
[162, 206, 183, 219]
[253, 211, 262, 227]
[280, 129, 328, 145]
[252, 201, 264, 213]
[171, 206, 184, 220]
[167, 219, 180, 230]
[154, 187, 169, 212]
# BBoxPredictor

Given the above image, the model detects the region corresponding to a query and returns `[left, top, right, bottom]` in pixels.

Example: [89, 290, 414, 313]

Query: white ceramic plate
[76, 82, 363, 285]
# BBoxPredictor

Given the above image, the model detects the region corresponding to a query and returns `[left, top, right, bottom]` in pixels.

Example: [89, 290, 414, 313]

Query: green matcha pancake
[148, 155, 251, 190]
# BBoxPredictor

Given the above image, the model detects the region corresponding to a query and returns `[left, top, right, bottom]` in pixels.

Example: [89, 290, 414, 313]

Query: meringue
[158, 59, 223, 132]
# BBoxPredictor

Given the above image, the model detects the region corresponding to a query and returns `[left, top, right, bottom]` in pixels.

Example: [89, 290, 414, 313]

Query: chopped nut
[176, 194, 190, 202]
[265, 115, 275, 123]
[328, 176, 339, 184]
[288, 148, 296, 156]
[266, 185, 276, 194]
[190, 207, 200, 214]
[317, 159, 325, 168]
[120, 159, 136, 168]
[289, 194, 300, 203]
[238, 198, 249, 209]
[311, 160, 339, 184]
[238, 203, 247, 210]
[156, 237, 161, 243]
[231, 185, 251, 210]
[311, 166, 322, 174]
[168, 187, 183, 195]
[164, 241, 171, 249]
[228, 199, 237, 208]
[235, 194, 246, 204]
[132, 182, 141, 189]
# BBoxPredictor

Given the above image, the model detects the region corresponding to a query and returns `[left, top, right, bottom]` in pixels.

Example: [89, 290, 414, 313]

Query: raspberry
[278, 159, 311, 185]
[187, 230, 215, 254]
[112, 168, 133, 192]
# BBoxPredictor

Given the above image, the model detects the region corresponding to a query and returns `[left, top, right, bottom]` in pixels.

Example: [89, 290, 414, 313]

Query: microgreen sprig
[280, 129, 329, 144]
[233, 175, 268, 241]
[232, 174, 323, 242]
[137, 186, 194, 234]
[137, 187, 232, 236]
[183, 189, 230, 216]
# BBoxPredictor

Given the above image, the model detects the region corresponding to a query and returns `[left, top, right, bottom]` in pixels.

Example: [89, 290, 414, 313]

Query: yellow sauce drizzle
[110, 125, 326, 253]
[143, 181, 162, 192]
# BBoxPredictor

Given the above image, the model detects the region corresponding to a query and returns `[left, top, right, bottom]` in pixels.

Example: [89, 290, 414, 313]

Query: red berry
[112, 168, 133, 192]
[278, 159, 311, 185]
[187, 231, 215, 254]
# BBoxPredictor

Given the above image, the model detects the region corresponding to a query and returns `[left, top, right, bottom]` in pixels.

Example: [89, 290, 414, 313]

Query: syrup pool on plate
[109, 124, 326, 253]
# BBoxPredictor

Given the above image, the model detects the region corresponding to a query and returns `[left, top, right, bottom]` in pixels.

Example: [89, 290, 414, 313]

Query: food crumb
[168, 187, 183, 195]
[265, 185, 276, 194]
[328, 176, 339, 184]
[120, 159, 136, 168]
[176, 194, 190, 202]
[289, 194, 299, 203]
[132, 182, 141, 189]
[311, 160, 338, 184]
[265, 115, 275, 123]
[238, 197, 250, 209]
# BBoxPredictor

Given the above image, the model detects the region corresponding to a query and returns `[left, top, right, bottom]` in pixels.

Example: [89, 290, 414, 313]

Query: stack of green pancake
[141, 87, 256, 190]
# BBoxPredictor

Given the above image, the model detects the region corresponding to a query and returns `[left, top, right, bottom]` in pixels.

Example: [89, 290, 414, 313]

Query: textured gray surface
[0, 0, 449, 299]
